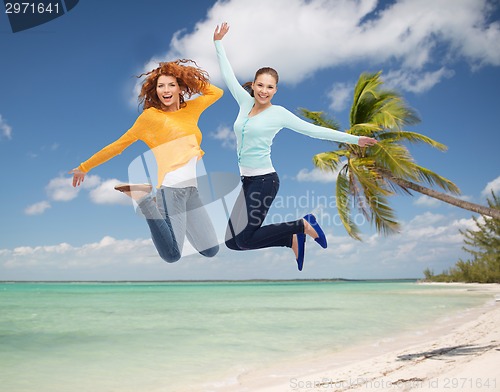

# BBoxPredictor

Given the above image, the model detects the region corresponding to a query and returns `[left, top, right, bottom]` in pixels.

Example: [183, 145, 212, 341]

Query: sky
[0, 0, 499, 281]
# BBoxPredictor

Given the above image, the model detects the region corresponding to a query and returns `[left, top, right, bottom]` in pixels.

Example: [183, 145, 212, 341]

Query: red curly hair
[138, 59, 209, 110]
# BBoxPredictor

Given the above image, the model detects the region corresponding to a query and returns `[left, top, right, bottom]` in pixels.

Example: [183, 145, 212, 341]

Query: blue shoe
[303, 214, 327, 249]
[296, 233, 306, 271]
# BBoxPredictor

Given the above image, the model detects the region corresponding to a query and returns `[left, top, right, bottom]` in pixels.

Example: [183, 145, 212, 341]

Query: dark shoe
[303, 214, 327, 249]
[296, 233, 306, 271]
[114, 183, 153, 193]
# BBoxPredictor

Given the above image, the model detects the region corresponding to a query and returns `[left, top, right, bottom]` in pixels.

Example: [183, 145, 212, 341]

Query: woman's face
[156, 75, 182, 111]
[252, 73, 277, 106]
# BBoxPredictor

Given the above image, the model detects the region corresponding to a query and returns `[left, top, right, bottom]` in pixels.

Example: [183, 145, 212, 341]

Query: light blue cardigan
[214, 40, 360, 175]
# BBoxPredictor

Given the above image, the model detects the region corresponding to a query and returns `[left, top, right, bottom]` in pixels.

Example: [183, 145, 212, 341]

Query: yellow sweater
[78, 84, 223, 187]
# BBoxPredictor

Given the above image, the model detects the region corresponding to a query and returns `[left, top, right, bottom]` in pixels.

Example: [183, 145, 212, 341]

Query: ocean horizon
[0, 278, 420, 283]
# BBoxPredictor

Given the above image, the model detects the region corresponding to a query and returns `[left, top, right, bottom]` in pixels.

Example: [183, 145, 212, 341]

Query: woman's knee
[233, 235, 252, 250]
[225, 237, 241, 250]
[157, 248, 182, 263]
[200, 244, 219, 258]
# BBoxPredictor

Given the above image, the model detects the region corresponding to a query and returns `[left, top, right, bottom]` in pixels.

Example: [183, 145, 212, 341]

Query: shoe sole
[296, 233, 306, 271]
[304, 214, 328, 249]
[114, 183, 152, 193]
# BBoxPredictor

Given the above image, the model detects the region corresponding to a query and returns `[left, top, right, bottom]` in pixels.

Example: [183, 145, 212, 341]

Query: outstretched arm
[358, 136, 377, 147]
[69, 168, 86, 187]
[281, 107, 377, 146]
[69, 124, 140, 187]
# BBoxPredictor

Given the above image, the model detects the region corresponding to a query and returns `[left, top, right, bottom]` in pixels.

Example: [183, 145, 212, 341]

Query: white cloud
[328, 82, 353, 112]
[44, 174, 102, 202]
[482, 176, 500, 197]
[296, 167, 337, 183]
[401, 212, 470, 247]
[89, 179, 131, 205]
[24, 201, 51, 215]
[360, 212, 472, 271]
[145, 0, 499, 97]
[414, 195, 442, 208]
[311, 209, 475, 275]
[79, 174, 102, 189]
[409, 211, 446, 227]
[0, 114, 12, 140]
[46, 176, 80, 201]
[383, 68, 455, 94]
[27, 174, 130, 216]
[0, 207, 478, 280]
[3, 236, 155, 269]
[44, 174, 121, 203]
[211, 125, 237, 149]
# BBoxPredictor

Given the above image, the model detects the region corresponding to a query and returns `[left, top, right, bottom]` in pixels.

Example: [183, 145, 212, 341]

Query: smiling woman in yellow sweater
[70, 60, 223, 263]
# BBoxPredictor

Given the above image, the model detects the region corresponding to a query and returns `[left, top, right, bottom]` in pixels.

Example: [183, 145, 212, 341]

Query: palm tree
[301, 71, 500, 240]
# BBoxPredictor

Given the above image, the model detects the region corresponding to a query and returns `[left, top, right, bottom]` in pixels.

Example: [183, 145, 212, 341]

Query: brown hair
[138, 59, 209, 110]
[242, 67, 279, 97]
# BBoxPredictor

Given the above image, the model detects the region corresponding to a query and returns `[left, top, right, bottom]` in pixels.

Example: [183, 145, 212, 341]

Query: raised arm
[213, 22, 229, 41]
[189, 83, 224, 115]
[200, 83, 224, 104]
[213, 23, 253, 105]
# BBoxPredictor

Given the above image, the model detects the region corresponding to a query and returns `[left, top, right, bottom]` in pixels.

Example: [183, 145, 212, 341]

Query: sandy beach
[213, 283, 500, 392]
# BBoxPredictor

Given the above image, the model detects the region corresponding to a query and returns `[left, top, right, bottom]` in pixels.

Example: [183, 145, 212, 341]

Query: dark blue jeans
[225, 172, 304, 250]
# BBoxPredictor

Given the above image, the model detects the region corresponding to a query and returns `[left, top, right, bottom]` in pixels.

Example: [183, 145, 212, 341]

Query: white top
[161, 156, 198, 188]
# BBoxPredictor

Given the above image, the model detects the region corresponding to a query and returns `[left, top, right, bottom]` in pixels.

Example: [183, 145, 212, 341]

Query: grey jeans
[138, 186, 219, 263]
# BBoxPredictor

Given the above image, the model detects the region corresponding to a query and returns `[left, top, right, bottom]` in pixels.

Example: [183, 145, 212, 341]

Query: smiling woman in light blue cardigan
[213, 23, 377, 271]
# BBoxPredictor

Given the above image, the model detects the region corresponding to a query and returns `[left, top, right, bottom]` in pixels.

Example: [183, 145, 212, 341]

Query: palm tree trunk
[389, 176, 500, 219]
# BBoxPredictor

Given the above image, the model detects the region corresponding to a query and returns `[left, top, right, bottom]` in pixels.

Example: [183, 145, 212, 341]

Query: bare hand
[358, 136, 378, 147]
[214, 22, 230, 41]
[69, 168, 86, 187]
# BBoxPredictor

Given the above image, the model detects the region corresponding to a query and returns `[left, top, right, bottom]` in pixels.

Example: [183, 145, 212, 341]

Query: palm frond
[312, 151, 348, 172]
[298, 108, 341, 130]
[379, 131, 447, 151]
[349, 158, 392, 196]
[352, 72, 383, 106]
[351, 72, 420, 130]
[370, 95, 420, 130]
[347, 160, 400, 236]
[336, 171, 362, 240]
[370, 141, 419, 181]
[349, 123, 381, 136]
[351, 72, 383, 126]
[365, 192, 401, 236]
[413, 165, 461, 194]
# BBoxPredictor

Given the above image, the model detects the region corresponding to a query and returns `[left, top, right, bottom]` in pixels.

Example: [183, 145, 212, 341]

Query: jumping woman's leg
[228, 172, 304, 250]
[225, 184, 248, 250]
[184, 187, 219, 257]
[138, 188, 183, 263]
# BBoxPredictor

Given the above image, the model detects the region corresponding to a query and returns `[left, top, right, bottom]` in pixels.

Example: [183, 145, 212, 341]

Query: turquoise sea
[0, 281, 493, 392]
